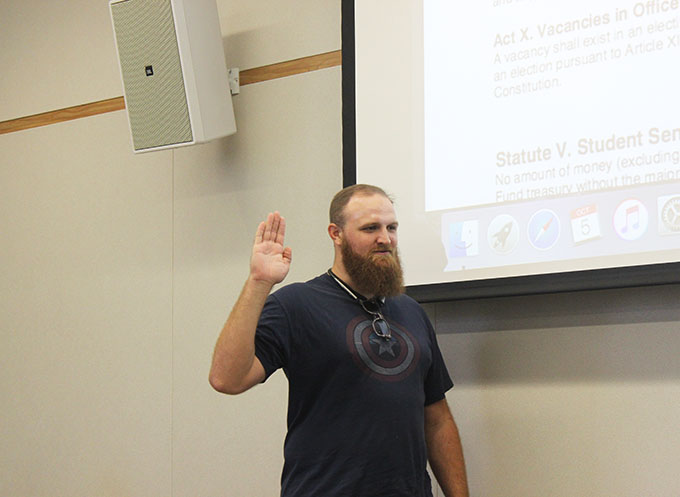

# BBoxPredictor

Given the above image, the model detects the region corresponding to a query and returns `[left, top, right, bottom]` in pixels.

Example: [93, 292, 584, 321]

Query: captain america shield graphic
[346, 316, 420, 382]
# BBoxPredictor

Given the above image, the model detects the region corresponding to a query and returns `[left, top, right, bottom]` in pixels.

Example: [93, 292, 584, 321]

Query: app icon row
[448, 194, 680, 257]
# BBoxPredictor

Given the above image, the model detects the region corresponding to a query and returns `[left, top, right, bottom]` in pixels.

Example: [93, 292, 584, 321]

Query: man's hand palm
[252, 241, 290, 283]
[250, 212, 292, 284]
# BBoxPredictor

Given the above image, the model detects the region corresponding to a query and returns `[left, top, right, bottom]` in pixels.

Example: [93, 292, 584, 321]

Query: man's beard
[341, 238, 404, 297]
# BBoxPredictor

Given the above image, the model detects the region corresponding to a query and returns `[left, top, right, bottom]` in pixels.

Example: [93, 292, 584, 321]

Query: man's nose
[376, 227, 392, 245]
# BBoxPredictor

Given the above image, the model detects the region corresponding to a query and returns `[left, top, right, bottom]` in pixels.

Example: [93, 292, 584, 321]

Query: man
[210, 184, 469, 497]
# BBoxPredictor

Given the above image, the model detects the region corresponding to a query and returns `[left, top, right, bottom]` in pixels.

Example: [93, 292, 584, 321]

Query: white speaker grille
[111, 0, 193, 151]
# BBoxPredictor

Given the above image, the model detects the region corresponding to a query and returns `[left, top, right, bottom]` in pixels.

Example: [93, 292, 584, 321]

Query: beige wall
[1, 1, 340, 496]
[1, 1, 679, 497]
[431, 284, 680, 496]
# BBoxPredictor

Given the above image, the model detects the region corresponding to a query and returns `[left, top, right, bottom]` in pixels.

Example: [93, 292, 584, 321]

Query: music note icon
[614, 199, 647, 240]
[621, 205, 640, 233]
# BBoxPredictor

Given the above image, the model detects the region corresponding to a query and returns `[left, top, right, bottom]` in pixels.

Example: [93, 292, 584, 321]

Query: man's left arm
[424, 398, 469, 497]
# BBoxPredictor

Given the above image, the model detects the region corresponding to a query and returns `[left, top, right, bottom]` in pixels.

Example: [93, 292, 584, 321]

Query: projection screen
[345, 0, 680, 300]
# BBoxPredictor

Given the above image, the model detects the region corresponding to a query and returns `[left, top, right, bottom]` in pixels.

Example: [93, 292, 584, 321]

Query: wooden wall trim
[0, 98, 126, 135]
[240, 50, 341, 85]
[0, 50, 341, 136]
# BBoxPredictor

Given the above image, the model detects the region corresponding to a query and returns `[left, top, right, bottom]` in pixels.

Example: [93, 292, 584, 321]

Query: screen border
[341, 0, 680, 302]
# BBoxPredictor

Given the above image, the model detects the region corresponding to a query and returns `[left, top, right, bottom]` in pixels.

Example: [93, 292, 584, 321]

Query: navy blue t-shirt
[254, 273, 453, 497]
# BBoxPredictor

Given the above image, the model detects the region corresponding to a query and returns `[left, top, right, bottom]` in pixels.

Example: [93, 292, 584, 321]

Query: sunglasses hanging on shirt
[327, 269, 392, 341]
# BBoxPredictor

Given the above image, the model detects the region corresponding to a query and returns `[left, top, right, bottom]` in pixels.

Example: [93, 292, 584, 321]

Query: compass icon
[528, 209, 560, 250]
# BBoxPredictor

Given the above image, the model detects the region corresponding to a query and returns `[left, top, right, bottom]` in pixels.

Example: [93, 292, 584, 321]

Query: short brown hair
[329, 184, 393, 227]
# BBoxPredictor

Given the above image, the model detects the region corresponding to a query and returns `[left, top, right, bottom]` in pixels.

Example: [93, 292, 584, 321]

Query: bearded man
[210, 184, 469, 497]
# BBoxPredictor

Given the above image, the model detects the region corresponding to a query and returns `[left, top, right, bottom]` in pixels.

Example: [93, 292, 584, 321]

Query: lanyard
[326, 269, 385, 305]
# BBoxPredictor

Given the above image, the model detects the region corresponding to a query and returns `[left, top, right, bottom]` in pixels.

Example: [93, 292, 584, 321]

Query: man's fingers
[282, 246, 292, 263]
[270, 212, 281, 241]
[275, 216, 286, 245]
[257, 212, 285, 244]
[254, 220, 266, 244]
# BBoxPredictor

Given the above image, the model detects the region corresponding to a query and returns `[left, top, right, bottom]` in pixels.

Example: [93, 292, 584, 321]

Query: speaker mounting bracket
[228, 68, 240, 95]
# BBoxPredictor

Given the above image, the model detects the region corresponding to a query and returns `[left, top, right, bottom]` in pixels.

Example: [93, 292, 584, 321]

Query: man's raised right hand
[249, 211, 292, 285]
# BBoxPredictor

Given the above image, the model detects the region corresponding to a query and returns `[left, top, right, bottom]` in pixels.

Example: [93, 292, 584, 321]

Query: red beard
[341, 239, 404, 297]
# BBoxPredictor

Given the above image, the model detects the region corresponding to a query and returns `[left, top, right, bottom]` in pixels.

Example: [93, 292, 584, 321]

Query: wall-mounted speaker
[109, 0, 236, 153]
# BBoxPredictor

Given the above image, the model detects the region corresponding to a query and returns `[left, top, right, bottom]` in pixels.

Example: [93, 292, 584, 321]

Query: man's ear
[328, 223, 343, 246]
